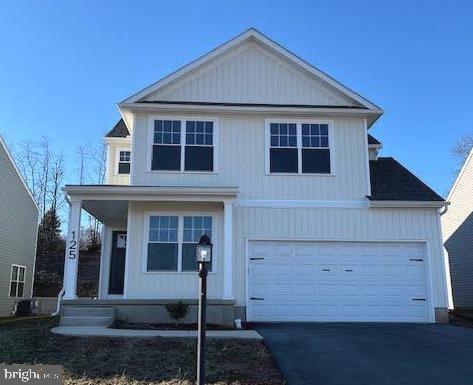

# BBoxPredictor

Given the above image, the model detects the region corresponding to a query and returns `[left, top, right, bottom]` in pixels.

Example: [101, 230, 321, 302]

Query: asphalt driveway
[256, 322, 473, 385]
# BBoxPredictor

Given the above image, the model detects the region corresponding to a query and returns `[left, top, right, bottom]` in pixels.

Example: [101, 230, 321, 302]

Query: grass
[0, 317, 283, 385]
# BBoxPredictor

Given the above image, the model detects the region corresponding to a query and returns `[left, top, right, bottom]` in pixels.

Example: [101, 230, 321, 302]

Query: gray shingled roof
[368, 134, 381, 145]
[106, 119, 129, 138]
[369, 157, 444, 201]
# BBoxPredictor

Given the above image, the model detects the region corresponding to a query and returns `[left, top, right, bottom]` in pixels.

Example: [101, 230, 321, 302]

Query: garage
[247, 240, 431, 322]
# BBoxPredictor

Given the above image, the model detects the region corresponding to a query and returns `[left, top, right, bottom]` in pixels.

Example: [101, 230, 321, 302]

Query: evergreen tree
[36, 208, 64, 257]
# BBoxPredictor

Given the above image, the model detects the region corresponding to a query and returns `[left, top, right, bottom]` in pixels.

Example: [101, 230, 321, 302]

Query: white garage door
[247, 240, 430, 322]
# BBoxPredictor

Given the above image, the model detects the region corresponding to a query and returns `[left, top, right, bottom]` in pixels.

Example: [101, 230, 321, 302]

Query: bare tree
[452, 133, 473, 175]
[15, 137, 66, 219]
[75, 144, 86, 185]
[49, 150, 65, 212]
[453, 133, 473, 163]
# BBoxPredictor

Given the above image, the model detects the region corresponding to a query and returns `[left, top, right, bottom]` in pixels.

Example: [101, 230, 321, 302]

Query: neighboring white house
[442, 148, 473, 309]
[0, 135, 39, 316]
[60, 29, 449, 326]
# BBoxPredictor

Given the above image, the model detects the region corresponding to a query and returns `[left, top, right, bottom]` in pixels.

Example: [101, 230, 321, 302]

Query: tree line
[14, 137, 106, 296]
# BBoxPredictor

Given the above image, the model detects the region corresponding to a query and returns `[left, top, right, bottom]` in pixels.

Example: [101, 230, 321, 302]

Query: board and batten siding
[234, 206, 448, 309]
[105, 141, 131, 185]
[0, 139, 38, 316]
[144, 41, 359, 107]
[442, 150, 473, 308]
[121, 200, 447, 312]
[124, 201, 224, 299]
[131, 114, 369, 200]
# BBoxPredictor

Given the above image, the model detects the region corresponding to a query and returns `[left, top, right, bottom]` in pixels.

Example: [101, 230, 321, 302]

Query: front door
[108, 231, 127, 295]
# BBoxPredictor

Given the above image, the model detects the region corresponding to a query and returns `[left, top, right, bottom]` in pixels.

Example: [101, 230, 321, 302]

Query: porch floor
[51, 326, 263, 339]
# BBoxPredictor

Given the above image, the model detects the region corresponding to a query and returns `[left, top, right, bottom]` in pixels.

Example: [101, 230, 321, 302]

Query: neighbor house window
[118, 150, 131, 174]
[267, 121, 331, 174]
[146, 214, 213, 272]
[151, 119, 216, 172]
[9, 265, 26, 297]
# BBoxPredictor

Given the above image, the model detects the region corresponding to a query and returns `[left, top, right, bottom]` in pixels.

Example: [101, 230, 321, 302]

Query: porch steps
[60, 307, 115, 327]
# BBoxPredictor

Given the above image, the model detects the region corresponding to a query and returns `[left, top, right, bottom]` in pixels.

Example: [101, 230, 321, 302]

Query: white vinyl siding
[234, 206, 447, 314]
[106, 141, 131, 185]
[132, 115, 368, 200]
[122, 200, 447, 321]
[125, 201, 223, 299]
[143, 42, 358, 107]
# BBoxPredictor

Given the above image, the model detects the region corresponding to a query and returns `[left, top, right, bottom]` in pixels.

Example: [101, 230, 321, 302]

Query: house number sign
[68, 231, 77, 260]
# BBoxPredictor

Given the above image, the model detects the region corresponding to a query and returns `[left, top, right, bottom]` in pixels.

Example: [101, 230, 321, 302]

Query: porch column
[63, 199, 82, 300]
[223, 201, 234, 299]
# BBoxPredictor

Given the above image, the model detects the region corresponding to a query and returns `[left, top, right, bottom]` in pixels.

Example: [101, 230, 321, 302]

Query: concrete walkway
[51, 326, 263, 340]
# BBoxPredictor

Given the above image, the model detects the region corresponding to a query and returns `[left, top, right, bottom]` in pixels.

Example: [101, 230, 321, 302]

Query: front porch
[61, 185, 239, 326]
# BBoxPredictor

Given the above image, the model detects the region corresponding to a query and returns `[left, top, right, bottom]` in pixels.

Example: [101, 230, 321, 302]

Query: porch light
[196, 233, 212, 264]
[196, 233, 212, 385]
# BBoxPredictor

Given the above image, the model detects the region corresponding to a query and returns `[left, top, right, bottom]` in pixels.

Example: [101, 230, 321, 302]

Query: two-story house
[60, 29, 449, 326]
[0, 135, 39, 316]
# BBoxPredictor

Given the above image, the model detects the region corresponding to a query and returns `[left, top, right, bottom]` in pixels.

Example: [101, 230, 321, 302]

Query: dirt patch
[112, 320, 233, 331]
[0, 317, 283, 384]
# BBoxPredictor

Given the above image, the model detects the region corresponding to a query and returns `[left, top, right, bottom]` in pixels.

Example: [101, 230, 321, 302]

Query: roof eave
[368, 200, 447, 208]
[119, 101, 383, 121]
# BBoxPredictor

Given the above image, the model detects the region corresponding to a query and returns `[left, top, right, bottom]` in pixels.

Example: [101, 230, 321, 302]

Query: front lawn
[0, 317, 283, 384]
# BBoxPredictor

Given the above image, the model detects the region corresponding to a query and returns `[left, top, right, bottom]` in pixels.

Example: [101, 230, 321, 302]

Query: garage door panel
[248, 240, 430, 322]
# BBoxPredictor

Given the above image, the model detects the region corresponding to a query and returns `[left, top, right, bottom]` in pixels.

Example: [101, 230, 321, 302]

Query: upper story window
[267, 120, 332, 174]
[151, 118, 216, 172]
[9, 265, 26, 297]
[117, 150, 131, 174]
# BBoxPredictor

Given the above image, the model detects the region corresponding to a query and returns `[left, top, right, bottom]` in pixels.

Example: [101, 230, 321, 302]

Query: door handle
[250, 257, 265, 261]
[250, 297, 265, 301]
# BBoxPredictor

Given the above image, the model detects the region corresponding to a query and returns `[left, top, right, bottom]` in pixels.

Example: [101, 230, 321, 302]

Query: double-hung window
[152, 120, 182, 171]
[117, 150, 131, 174]
[151, 118, 215, 172]
[146, 214, 213, 272]
[9, 265, 26, 297]
[267, 120, 331, 174]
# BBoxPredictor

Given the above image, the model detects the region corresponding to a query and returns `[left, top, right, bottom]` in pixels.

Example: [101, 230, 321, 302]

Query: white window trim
[146, 116, 219, 174]
[114, 147, 132, 175]
[142, 211, 218, 274]
[264, 118, 335, 176]
[9, 264, 26, 298]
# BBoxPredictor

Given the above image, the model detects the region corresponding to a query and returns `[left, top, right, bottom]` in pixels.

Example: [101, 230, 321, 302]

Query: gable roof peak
[120, 28, 383, 117]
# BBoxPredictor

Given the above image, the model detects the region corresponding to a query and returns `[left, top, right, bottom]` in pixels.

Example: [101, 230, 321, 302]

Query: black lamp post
[196, 233, 212, 385]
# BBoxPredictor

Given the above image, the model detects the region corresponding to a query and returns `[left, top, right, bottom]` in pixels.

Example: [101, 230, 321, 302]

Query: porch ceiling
[82, 200, 128, 227]
[64, 184, 239, 227]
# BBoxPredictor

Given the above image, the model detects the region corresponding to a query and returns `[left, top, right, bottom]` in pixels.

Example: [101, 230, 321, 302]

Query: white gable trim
[447, 147, 473, 201]
[120, 28, 383, 114]
[0, 135, 39, 212]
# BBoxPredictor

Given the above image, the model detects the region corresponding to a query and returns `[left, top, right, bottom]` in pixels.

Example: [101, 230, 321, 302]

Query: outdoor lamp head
[196, 234, 212, 263]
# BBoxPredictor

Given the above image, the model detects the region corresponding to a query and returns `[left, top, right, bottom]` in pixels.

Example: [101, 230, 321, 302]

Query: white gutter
[368, 200, 447, 208]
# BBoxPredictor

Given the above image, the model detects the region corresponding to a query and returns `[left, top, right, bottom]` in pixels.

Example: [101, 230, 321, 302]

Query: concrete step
[60, 316, 114, 327]
[63, 307, 115, 318]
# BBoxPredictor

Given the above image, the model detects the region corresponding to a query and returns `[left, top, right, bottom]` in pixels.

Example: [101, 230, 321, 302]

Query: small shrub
[15, 300, 32, 317]
[165, 301, 189, 325]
